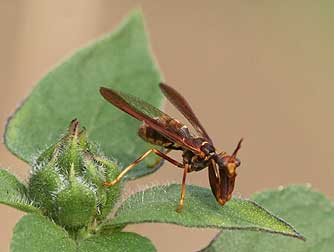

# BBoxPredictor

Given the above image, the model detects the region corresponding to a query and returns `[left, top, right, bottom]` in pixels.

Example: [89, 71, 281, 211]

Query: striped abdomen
[138, 117, 192, 150]
[138, 123, 181, 150]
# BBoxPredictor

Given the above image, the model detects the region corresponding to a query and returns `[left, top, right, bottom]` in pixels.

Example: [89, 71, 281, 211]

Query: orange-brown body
[99, 83, 242, 212]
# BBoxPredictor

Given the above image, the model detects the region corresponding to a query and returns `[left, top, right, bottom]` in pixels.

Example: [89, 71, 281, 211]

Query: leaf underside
[4, 10, 163, 180]
[106, 184, 302, 239]
[200, 185, 333, 252]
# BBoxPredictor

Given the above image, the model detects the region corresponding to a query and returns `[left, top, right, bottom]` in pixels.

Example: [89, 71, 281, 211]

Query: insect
[100, 83, 242, 212]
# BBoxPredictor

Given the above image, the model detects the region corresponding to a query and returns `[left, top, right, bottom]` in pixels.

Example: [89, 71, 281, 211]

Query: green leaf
[4, 10, 163, 180]
[78, 232, 156, 252]
[10, 214, 76, 252]
[107, 184, 302, 239]
[0, 169, 41, 214]
[10, 215, 156, 252]
[200, 185, 332, 252]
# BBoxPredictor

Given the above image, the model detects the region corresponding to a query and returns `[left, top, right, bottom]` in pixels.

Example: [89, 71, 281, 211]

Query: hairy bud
[28, 119, 122, 230]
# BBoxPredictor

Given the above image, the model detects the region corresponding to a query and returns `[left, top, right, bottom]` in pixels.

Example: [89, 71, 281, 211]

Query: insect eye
[235, 158, 241, 167]
[222, 159, 229, 167]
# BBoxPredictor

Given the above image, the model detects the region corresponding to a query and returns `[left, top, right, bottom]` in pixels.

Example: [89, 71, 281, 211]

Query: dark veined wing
[100, 87, 201, 154]
[159, 83, 213, 144]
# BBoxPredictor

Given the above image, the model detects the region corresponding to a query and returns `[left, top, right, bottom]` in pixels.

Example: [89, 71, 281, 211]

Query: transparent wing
[100, 87, 201, 153]
[159, 83, 212, 144]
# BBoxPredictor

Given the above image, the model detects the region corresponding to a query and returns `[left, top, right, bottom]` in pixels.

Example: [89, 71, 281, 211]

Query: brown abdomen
[138, 123, 182, 150]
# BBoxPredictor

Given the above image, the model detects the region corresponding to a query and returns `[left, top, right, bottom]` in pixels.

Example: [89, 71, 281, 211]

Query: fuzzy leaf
[78, 232, 156, 252]
[107, 184, 303, 239]
[4, 10, 163, 180]
[0, 169, 40, 214]
[200, 185, 332, 252]
[10, 214, 76, 252]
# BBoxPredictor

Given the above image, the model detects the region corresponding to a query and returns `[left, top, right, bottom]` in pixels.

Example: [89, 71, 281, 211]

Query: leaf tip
[128, 8, 144, 20]
[295, 232, 306, 241]
[120, 8, 145, 30]
[275, 229, 306, 242]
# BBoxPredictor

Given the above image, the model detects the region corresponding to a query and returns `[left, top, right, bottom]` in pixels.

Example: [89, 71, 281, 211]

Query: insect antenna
[231, 138, 243, 159]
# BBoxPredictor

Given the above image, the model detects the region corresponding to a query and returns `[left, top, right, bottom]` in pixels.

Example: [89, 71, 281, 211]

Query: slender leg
[151, 149, 184, 168]
[104, 149, 183, 187]
[176, 163, 189, 213]
[147, 149, 172, 168]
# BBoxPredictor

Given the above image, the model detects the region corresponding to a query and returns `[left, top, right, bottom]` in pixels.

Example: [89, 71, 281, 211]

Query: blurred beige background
[1, 1, 333, 251]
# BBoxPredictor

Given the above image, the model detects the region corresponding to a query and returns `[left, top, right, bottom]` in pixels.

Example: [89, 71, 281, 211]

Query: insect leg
[147, 149, 172, 168]
[176, 163, 189, 213]
[104, 149, 183, 187]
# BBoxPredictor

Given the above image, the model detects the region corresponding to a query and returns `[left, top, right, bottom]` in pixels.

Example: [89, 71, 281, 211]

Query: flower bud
[28, 119, 122, 230]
